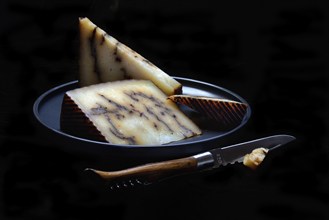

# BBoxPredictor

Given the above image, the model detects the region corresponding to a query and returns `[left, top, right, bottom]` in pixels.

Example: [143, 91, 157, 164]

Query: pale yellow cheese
[243, 148, 269, 169]
[65, 80, 201, 145]
[79, 17, 182, 95]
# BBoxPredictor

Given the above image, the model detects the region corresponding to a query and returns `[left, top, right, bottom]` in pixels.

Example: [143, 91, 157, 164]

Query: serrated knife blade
[209, 134, 295, 167]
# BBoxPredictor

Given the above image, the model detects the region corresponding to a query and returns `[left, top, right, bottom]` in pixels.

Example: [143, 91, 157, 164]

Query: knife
[86, 134, 295, 188]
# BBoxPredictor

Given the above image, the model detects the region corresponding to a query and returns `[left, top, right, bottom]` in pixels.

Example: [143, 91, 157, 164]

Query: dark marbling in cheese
[61, 80, 201, 145]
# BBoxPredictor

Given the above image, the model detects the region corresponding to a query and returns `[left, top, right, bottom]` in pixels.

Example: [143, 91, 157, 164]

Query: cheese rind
[168, 95, 248, 128]
[79, 17, 182, 95]
[61, 80, 201, 145]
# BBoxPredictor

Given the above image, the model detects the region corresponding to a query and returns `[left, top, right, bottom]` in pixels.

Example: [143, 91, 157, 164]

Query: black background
[0, 0, 328, 219]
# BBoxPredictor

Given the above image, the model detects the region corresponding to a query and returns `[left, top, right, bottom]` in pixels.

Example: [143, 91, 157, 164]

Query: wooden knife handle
[86, 156, 198, 184]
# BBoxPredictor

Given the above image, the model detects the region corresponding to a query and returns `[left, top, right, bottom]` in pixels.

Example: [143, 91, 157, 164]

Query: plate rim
[33, 77, 251, 149]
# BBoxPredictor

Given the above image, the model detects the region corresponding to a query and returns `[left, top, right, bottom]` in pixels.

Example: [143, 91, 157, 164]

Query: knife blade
[86, 134, 295, 186]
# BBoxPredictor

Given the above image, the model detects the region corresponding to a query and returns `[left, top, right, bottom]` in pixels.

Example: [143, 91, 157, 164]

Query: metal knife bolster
[192, 152, 217, 170]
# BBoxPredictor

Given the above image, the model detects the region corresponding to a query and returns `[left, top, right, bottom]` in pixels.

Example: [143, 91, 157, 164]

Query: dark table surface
[1, 1, 328, 219]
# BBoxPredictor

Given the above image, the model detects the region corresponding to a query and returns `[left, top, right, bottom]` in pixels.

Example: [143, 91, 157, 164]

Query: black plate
[33, 77, 251, 164]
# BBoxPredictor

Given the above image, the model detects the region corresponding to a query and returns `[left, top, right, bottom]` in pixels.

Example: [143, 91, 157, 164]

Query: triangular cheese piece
[61, 80, 201, 145]
[169, 95, 248, 128]
[79, 17, 182, 95]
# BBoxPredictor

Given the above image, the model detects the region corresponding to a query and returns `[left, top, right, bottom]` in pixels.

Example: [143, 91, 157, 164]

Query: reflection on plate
[33, 77, 251, 161]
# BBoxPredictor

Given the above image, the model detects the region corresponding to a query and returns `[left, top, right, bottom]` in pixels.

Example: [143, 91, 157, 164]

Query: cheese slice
[79, 17, 182, 96]
[168, 95, 248, 128]
[60, 80, 201, 145]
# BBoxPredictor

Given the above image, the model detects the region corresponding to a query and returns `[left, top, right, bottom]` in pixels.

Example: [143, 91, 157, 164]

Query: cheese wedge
[168, 95, 248, 128]
[79, 17, 182, 95]
[60, 80, 201, 145]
